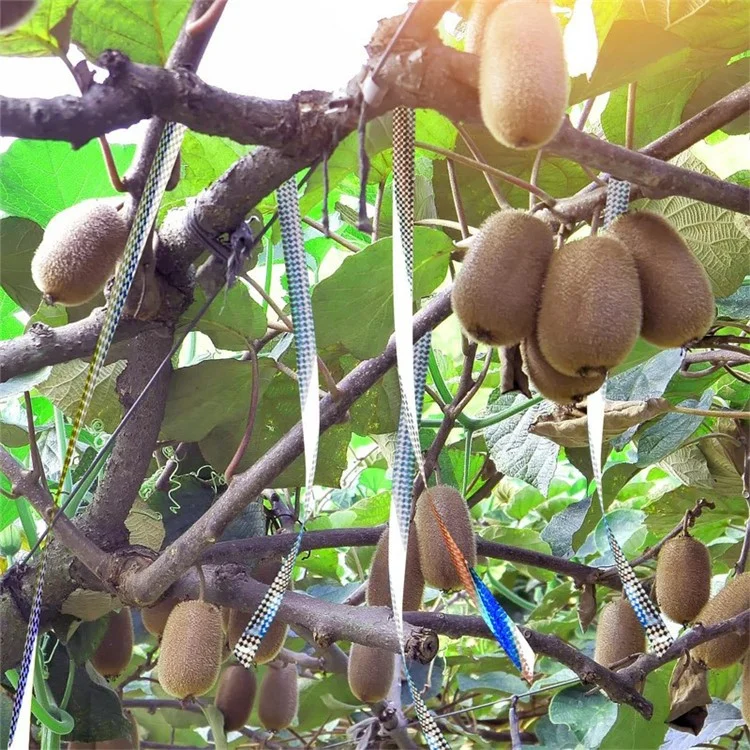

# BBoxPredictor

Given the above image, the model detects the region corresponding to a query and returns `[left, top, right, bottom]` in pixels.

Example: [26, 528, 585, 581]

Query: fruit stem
[670, 405, 750, 420]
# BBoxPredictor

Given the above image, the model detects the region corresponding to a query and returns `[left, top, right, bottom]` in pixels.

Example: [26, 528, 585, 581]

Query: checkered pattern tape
[8, 121, 186, 748]
[587, 191, 673, 657]
[233, 178, 319, 667]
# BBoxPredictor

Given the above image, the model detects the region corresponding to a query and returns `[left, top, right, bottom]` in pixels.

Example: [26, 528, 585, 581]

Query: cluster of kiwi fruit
[348, 485, 477, 703]
[137, 560, 297, 734]
[595, 533, 750, 720]
[452, 209, 715, 405]
[31, 198, 131, 307]
[468, 0, 569, 150]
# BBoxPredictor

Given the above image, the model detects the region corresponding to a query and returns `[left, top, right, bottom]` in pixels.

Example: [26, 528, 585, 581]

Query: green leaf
[312, 227, 451, 360]
[482, 392, 559, 494]
[0, 0, 76, 57]
[717, 284, 750, 318]
[179, 285, 267, 351]
[601, 665, 672, 749]
[46, 645, 131, 743]
[295, 673, 356, 732]
[0, 216, 44, 313]
[0, 139, 135, 227]
[456, 670, 526, 696]
[0, 366, 52, 400]
[37, 359, 125, 433]
[683, 56, 750, 135]
[549, 685, 618, 749]
[635, 155, 750, 297]
[72, 0, 191, 65]
[0, 289, 24, 341]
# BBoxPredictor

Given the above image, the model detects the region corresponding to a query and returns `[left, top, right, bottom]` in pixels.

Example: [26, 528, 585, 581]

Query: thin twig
[23, 391, 45, 484]
[446, 160, 470, 239]
[303, 216, 360, 253]
[224, 345, 261, 483]
[455, 124, 512, 210]
[576, 97, 596, 130]
[528, 150, 543, 211]
[625, 82, 638, 150]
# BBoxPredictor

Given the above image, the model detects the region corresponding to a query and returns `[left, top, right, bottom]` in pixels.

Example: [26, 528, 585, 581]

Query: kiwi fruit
[158, 600, 224, 698]
[742, 657, 750, 726]
[226, 608, 288, 664]
[464, 0, 499, 54]
[141, 597, 178, 638]
[258, 662, 298, 731]
[215, 664, 257, 732]
[594, 596, 646, 668]
[91, 607, 134, 677]
[654, 534, 712, 624]
[537, 235, 642, 377]
[521, 334, 605, 404]
[31, 198, 130, 306]
[692, 573, 750, 669]
[479, 0, 568, 149]
[608, 211, 715, 347]
[414, 485, 477, 590]
[452, 211, 555, 347]
[367, 525, 424, 612]
[347, 644, 395, 703]
[0, 1, 38, 32]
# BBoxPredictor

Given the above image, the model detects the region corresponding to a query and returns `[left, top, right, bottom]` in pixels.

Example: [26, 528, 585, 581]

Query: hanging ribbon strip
[234, 177, 319, 667]
[8, 121, 186, 749]
[390, 107, 534, 747]
[586, 179, 673, 657]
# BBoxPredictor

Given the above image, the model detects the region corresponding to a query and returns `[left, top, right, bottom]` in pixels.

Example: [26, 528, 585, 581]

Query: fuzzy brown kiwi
[347, 644, 396, 703]
[464, 0, 500, 54]
[0, 1, 38, 31]
[141, 597, 178, 638]
[158, 600, 223, 698]
[451, 211, 555, 347]
[414, 486, 477, 590]
[226, 608, 288, 664]
[91, 607, 134, 677]
[31, 198, 130, 306]
[692, 573, 750, 669]
[537, 235, 642, 377]
[742, 657, 750, 726]
[608, 211, 715, 347]
[521, 334, 605, 405]
[215, 664, 257, 732]
[258, 663, 298, 731]
[654, 534, 712, 624]
[366, 525, 424, 611]
[479, 0, 568, 149]
[594, 597, 646, 668]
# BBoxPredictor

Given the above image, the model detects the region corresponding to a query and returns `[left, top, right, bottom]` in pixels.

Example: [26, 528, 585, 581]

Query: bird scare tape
[8, 121, 186, 749]
[586, 179, 673, 657]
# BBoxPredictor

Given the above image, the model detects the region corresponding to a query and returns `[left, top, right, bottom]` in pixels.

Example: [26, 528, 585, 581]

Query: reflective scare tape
[9, 121, 186, 748]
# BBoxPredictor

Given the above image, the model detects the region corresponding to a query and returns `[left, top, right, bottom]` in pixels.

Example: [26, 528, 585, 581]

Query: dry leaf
[577, 583, 597, 632]
[61, 589, 119, 621]
[529, 398, 671, 447]
[667, 652, 711, 735]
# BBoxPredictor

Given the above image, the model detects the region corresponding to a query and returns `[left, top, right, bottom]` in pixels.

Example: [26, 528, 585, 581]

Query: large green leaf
[0, 216, 43, 314]
[0, 0, 75, 57]
[0, 139, 135, 227]
[636, 155, 750, 298]
[179, 284, 267, 351]
[549, 685, 618, 749]
[0, 288, 26, 341]
[312, 227, 451, 360]
[72, 0, 191, 66]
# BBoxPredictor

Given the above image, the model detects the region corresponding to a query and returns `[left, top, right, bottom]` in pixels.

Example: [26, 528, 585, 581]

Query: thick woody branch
[118, 290, 454, 605]
[0, 312, 156, 384]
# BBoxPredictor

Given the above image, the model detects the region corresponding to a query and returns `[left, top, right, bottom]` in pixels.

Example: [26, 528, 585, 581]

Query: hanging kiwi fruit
[141, 597, 178, 638]
[215, 664, 257, 732]
[0, 0, 39, 32]
[91, 607, 134, 677]
[414, 485, 477, 590]
[479, 0, 568, 149]
[536, 235, 642, 377]
[521, 333, 605, 405]
[654, 533, 712, 624]
[31, 198, 130, 306]
[608, 211, 715, 347]
[452, 210, 555, 347]
[258, 662, 299, 731]
[464, 0, 499, 54]
[157, 599, 224, 698]
[594, 596, 646, 668]
[347, 643, 396, 703]
[692, 572, 750, 669]
[367, 525, 424, 612]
